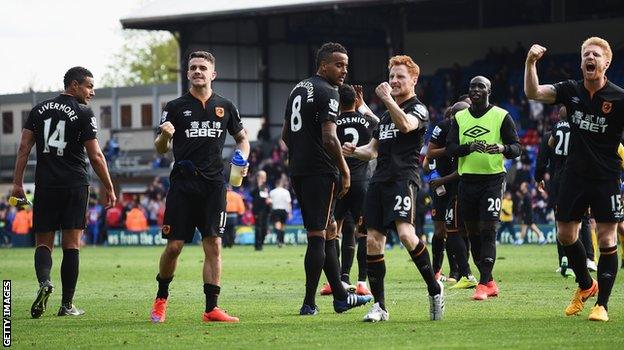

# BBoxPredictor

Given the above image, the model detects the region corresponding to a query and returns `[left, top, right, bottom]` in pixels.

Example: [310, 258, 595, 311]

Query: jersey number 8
[290, 95, 302, 132]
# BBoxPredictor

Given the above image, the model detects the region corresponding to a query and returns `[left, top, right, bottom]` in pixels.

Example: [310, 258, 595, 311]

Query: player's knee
[165, 242, 184, 257]
[366, 234, 383, 254]
[597, 232, 617, 248]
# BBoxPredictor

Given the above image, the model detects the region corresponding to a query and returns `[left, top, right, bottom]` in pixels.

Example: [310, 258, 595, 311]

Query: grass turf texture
[2, 244, 624, 349]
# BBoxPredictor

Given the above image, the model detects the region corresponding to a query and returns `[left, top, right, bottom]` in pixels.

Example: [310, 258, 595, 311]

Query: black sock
[34, 246, 52, 284]
[409, 241, 441, 296]
[340, 224, 356, 283]
[447, 234, 470, 277]
[562, 239, 592, 290]
[204, 283, 221, 312]
[596, 246, 618, 309]
[468, 233, 482, 278]
[431, 235, 445, 273]
[304, 236, 325, 306]
[277, 230, 285, 244]
[446, 240, 458, 277]
[356, 237, 367, 282]
[367, 254, 386, 310]
[156, 274, 173, 299]
[579, 218, 595, 261]
[478, 225, 497, 284]
[323, 238, 348, 300]
[335, 237, 341, 260]
[60, 249, 79, 306]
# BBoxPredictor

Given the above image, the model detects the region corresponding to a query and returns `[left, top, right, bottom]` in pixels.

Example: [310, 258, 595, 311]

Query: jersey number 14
[43, 118, 67, 156]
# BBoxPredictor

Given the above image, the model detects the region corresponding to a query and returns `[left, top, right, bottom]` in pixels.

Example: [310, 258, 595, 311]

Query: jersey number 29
[43, 118, 67, 156]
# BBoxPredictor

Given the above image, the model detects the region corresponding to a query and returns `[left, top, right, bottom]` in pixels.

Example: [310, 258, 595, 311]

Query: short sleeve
[429, 122, 448, 146]
[24, 108, 36, 131]
[227, 102, 244, 136]
[408, 103, 429, 130]
[157, 101, 175, 135]
[317, 86, 339, 124]
[553, 80, 575, 105]
[79, 107, 97, 142]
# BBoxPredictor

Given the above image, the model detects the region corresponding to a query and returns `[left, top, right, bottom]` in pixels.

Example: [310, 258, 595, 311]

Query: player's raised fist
[375, 82, 392, 101]
[160, 121, 175, 138]
[526, 44, 547, 64]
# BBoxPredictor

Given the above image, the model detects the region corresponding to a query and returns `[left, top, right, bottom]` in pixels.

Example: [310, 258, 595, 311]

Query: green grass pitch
[2, 244, 624, 349]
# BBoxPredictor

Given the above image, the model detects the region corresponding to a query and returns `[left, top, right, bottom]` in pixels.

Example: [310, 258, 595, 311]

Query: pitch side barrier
[5, 224, 559, 247]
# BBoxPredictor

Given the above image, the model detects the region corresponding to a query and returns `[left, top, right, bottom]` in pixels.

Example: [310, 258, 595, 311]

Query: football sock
[340, 221, 356, 283]
[468, 233, 482, 276]
[277, 229, 285, 244]
[156, 274, 173, 299]
[479, 225, 497, 284]
[323, 238, 348, 300]
[204, 283, 221, 312]
[366, 254, 386, 310]
[356, 237, 367, 282]
[562, 239, 592, 290]
[335, 236, 341, 260]
[431, 235, 445, 273]
[303, 236, 325, 306]
[447, 234, 470, 277]
[60, 249, 79, 306]
[596, 246, 618, 310]
[446, 239, 458, 277]
[34, 245, 52, 284]
[579, 218, 595, 261]
[409, 241, 441, 296]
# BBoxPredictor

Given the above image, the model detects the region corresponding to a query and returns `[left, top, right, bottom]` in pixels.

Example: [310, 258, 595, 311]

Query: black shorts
[271, 209, 288, 224]
[556, 173, 622, 222]
[335, 180, 367, 222]
[292, 174, 338, 231]
[162, 179, 226, 243]
[522, 212, 534, 225]
[458, 175, 505, 222]
[444, 194, 463, 233]
[431, 191, 451, 222]
[364, 180, 416, 233]
[33, 186, 89, 232]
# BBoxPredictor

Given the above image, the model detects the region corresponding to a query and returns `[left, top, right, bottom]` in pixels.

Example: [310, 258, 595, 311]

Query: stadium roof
[121, 0, 402, 29]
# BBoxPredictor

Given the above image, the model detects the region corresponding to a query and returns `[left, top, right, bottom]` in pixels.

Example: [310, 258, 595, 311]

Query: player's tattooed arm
[524, 44, 557, 104]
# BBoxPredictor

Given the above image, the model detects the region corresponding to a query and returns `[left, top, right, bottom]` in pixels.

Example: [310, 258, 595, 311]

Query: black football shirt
[25, 94, 97, 188]
[370, 96, 429, 186]
[550, 120, 571, 176]
[160, 92, 243, 182]
[428, 118, 455, 177]
[284, 75, 340, 176]
[336, 111, 377, 182]
[554, 79, 624, 179]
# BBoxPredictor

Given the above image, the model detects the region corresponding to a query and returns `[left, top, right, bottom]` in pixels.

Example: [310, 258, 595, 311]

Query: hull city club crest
[215, 107, 224, 118]
[602, 101, 612, 114]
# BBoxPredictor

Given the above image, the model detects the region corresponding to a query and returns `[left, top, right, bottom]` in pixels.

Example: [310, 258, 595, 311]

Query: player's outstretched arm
[155, 121, 174, 154]
[343, 138, 379, 161]
[85, 139, 117, 208]
[524, 44, 556, 104]
[354, 85, 380, 124]
[11, 129, 35, 198]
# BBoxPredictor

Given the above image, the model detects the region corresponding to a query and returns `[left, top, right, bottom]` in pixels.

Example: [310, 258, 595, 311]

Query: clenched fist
[160, 121, 175, 138]
[375, 82, 393, 102]
[526, 44, 547, 64]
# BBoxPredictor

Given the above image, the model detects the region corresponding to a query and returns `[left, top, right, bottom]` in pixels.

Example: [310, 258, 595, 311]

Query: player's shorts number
[290, 95, 302, 132]
[394, 195, 412, 211]
[445, 208, 454, 222]
[610, 194, 622, 213]
[487, 198, 501, 212]
[344, 127, 359, 145]
[43, 118, 67, 156]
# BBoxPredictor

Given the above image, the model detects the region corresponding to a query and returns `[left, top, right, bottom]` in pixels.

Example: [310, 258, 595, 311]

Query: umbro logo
[183, 110, 192, 117]
[463, 125, 490, 138]
[571, 97, 580, 104]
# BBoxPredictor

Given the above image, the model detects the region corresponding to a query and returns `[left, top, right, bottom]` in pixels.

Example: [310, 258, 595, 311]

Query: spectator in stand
[251, 170, 271, 251]
[224, 186, 245, 248]
[0, 203, 10, 247]
[12, 206, 33, 235]
[86, 198, 103, 245]
[125, 202, 148, 232]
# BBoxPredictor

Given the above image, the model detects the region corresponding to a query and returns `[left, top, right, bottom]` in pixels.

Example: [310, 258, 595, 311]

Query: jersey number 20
[43, 118, 67, 156]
